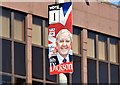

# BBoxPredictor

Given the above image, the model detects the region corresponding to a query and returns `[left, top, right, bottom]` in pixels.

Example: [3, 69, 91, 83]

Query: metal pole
[56, 0, 64, 3]
[59, 73, 68, 85]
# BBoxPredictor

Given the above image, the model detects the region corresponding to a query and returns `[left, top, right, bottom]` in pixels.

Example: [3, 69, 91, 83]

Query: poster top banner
[48, 2, 72, 10]
[48, 2, 73, 75]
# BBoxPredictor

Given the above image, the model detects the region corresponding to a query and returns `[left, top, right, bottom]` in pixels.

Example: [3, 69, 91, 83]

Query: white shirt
[57, 52, 70, 64]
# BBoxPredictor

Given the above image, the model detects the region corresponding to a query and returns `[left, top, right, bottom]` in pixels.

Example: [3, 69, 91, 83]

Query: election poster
[48, 2, 73, 75]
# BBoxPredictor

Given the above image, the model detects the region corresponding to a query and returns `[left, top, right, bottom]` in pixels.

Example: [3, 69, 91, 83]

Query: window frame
[87, 31, 96, 58]
[109, 37, 119, 63]
[13, 11, 26, 42]
[72, 26, 82, 56]
[1, 8, 11, 39]
[98, 34, 107, 61]
[32, 15, 43, 46]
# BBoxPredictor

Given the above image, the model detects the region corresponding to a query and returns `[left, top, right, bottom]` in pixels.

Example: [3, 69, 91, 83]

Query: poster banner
[48, 2, 73, 75]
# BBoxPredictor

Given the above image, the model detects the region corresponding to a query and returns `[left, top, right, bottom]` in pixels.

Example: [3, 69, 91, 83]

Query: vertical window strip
[98, 41, 106, 60]
[1, 9, 11, 38]
[73, 27, 81, 55]
[14, 12, 25, 41]
[98, 35, 107, 60]
[72, 34, 80, 54]
[87, 32, 96, 58]
[110, 38, 118, 63]
[32, 24, 41, 45]
[32, 16, 42, 46]
[87, 38, 95, 58]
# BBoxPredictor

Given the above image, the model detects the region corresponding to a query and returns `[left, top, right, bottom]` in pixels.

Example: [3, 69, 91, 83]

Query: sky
[108, 0, 120, 5]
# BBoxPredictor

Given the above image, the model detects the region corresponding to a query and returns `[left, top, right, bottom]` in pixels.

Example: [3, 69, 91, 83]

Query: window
[15, 77, 25, 84]
[1, 75, 11, 84]
[72, 26, 81, 54]
[2, 39, 11, 73]
[32, 46, 43, 79]
[87, 32, 96, 58]
[99, 62, 108, 83]
[33, 81, 43, 85]
[45, 20, 48, 47]
[32, 16, 42, 45]
[110, 38, 118, 63]
[110, 64, 119, 83]
[14, 12, 25, 41]
[98, 34, 107, 60]
[1, 8, 11, 38]
[14, 42, 26, 76]
[87, 59, 97, 83]
[72, 56, 81, 83]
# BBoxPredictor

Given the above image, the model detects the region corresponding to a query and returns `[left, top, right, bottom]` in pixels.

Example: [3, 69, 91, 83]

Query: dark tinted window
[15, 77, 25, 84]
[0, 38, 2, 72]
[1, 75, 11, 84]
[2, 39, 11, 73]
[87, 59, 97, 83]
[32, 46, 43, 79]
[110, 64, 119, 83]
[72, 56, 81, 83]
[14, 42, 25, 76]
[33, 81, 43, 85]
[99, 62, 108, 83]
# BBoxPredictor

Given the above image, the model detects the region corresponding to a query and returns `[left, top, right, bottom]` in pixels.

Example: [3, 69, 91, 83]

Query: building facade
[0, 0, 120, 84]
